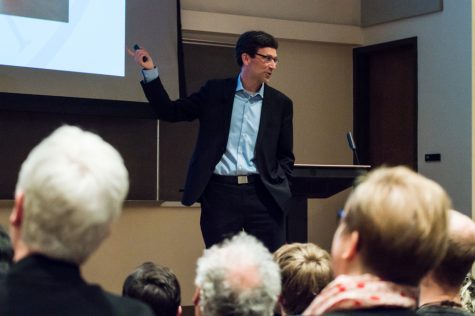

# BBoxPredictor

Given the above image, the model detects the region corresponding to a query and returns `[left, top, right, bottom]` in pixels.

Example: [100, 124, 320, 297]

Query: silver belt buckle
[237, 175, 248, 184]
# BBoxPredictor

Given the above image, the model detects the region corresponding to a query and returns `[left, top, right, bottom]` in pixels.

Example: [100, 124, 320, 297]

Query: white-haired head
[15, 125, 129, 264]
[195, 232, 281, 316]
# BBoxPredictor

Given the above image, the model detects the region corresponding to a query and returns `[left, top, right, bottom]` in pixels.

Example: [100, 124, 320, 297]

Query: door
[353, 37, 418, 170]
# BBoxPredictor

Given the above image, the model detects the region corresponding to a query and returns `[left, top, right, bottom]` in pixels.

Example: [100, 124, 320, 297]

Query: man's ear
[241, 53, 251, 66]
[176, 305, 182, 316]
[10, 192, 24, 227]
[342, 230, 359, 261]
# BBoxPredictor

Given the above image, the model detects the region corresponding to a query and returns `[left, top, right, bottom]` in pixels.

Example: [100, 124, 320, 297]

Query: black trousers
[199, 176, 285, 252]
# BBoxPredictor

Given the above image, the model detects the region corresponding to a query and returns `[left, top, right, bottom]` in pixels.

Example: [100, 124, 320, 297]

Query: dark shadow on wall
[0, 93, 157, 200]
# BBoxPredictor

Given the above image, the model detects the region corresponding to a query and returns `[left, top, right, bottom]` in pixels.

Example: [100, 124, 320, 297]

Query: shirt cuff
[141, 67, 159, 83]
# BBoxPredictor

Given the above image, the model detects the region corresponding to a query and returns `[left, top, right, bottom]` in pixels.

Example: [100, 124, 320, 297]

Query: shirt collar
[236, 75, 265, 98]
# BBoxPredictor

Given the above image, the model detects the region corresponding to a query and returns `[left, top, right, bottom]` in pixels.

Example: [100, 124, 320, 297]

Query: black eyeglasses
[255, 53, 279, 65]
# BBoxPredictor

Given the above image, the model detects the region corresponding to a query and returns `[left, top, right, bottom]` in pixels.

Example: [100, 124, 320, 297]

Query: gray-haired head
[195, 232, 281, 316]
[15, 125, 129, 264]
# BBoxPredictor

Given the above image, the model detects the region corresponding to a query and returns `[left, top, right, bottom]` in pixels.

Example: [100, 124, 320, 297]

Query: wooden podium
[287, 164, 370, 243]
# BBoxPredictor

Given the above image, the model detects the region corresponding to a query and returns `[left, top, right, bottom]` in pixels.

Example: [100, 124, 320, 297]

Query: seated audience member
[304, 166, 450, 315]
[418, 209, 475, 315]
[0, 225, 13, 276]
[193, 231, 281, 316]
[123, 261, 182, 316]
[273, 242, 333, 315]
[0, 126, 154, 316]
[461, 272, 475, 313]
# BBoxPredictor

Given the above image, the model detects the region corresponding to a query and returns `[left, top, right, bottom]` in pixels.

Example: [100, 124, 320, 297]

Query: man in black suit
[130, 31, 294, 251]
[0, 126, 154, 316]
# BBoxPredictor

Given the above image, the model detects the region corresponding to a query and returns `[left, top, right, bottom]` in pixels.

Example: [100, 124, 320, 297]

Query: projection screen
[0, 0, 179, 103]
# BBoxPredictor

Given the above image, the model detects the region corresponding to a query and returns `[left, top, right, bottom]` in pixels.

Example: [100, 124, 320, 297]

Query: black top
[0, 254, 154, 316]
[417, 304, 473, 315]
[318, 307, 419, 315]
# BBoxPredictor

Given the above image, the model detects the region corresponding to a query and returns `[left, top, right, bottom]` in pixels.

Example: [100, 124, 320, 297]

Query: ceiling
[180, 0, 361, 26]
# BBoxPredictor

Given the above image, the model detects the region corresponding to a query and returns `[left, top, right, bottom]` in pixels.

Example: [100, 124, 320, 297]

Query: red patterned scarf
[303, 274, 418, 315]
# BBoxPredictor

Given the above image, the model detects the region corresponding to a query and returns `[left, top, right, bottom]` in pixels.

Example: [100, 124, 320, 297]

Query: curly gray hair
[195, 232, 281, 316]
[461, 272, 475, 313]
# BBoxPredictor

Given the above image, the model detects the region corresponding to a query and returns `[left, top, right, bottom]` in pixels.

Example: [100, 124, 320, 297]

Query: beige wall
[0, 202, 205, 304]
[83, 203, 204, 305]
[274, 40, 354, 165]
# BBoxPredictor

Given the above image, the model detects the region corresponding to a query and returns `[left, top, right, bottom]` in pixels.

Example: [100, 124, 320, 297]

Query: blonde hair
[342, 166, 450, 285]
[273, 243, 332, 315]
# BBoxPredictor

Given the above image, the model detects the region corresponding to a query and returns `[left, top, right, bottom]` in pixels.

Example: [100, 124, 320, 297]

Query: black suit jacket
[0, 255, 154, 316]
[142, 76, 295, 213]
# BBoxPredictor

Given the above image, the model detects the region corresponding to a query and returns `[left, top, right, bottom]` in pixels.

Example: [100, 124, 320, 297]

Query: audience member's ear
[10, 192, 25, 227]
[193, 287, 201, 316]
[342, 231, 359, 261]
[192, 287, 200, 306]
[277, 294, 286, 315]
[177, 305, 182, 316]
[419, 270, 434, 287]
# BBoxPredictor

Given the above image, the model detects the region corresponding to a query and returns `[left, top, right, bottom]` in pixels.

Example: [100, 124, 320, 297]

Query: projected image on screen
[0, 0, 69, 22]
[0, 0, 125, 76]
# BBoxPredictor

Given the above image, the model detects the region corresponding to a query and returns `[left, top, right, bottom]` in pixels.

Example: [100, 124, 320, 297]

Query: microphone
[346, 131, 360, 165]
[133, 44, 148, 63]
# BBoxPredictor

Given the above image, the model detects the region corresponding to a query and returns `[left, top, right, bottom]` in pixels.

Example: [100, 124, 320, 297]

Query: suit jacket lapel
[221, 78, 237, 141]
[255, 84, 274, 151]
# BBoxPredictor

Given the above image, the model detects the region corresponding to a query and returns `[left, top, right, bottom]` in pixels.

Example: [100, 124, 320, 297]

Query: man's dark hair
[123, 262, 181, 316]
[235, 30, 278, 67]
[0, 225, 13, 276]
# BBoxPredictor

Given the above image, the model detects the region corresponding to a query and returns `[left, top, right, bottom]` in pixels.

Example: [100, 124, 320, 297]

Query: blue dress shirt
[214, 75, 263, 176]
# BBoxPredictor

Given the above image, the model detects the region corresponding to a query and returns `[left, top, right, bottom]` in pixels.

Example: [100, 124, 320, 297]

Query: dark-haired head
[235, 31, 278, 67]
[123, 262, 181, 316]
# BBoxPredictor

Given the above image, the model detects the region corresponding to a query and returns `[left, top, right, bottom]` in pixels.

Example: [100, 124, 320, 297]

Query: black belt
[211, 174, 260, 185]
